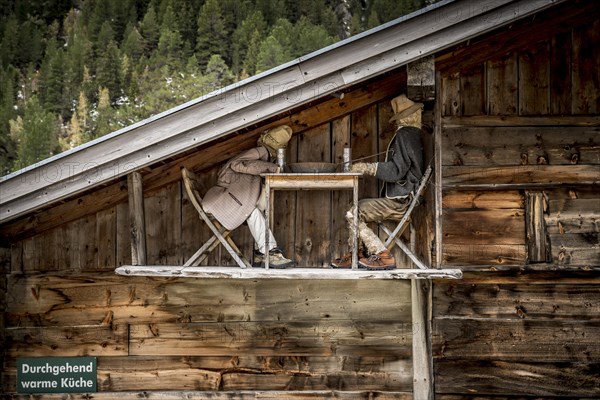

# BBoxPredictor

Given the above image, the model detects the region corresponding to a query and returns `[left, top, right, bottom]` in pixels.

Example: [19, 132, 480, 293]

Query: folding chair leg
[380, 225, 428, 270]
[199, 212, 250, 269]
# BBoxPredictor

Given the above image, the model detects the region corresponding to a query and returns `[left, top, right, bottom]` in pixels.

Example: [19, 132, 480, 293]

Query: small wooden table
[261, 172, 362, 269]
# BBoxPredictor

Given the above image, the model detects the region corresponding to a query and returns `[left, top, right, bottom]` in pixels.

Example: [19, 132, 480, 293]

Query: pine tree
[292, 17, 336, 58]
[195, 0, 227, 71]
[121, 24, 145, 61]
[94, 87, 114, 137]
[38, 32, 67, 118]
[205, 54, 234, 89]
[256, 35, 290, 74]
[140, 5, 160, 53]
[242, 29, 262, 76]
[0, 67, 17, 174]
[232, 11, 267, 76]
[10, 95, 59, 170]
[96, 39, 122, 103]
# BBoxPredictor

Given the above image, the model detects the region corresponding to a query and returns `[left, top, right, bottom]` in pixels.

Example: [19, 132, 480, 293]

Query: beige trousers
[345, 197, 410, 254]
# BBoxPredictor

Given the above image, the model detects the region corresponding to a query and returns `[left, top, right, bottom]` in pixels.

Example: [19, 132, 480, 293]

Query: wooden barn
[1, 0, 599, 398]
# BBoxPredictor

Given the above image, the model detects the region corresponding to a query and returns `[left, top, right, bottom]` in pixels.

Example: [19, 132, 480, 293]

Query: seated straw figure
[332, 94, 424, 270]
[202, 125, 294, 268]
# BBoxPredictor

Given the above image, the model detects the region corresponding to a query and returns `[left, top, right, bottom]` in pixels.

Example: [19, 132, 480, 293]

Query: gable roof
[0, 0, 565, 224]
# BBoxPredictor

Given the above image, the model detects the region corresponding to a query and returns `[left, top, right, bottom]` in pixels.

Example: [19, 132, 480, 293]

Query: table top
[261, 172, 361, 189]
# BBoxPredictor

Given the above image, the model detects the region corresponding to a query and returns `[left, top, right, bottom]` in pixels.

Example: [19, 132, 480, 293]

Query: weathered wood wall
[433, 10, 600, 398]
[1, 82, 431, 396]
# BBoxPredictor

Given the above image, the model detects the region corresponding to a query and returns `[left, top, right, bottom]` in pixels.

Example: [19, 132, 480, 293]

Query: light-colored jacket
[202, 146, 278, 230]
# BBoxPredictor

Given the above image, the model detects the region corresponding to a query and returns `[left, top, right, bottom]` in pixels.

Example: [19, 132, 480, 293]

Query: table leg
[264, 180, 271, 270]
[352, 176, 359, 269]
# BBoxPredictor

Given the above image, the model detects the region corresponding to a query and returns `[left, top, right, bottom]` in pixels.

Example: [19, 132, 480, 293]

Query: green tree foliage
[0, 0, 432, 173]
[256, 35, 289, 74]
[10, 95, 59, 169]
[195, 0, 228, 70]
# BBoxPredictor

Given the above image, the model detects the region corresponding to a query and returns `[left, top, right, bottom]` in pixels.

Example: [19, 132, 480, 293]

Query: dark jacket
[375, 126, 424, 199]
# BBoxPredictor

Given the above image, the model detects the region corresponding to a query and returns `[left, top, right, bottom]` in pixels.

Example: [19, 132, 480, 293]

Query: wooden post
[525, 191, 551, 263]
[434, 71, 443, 268]
[411, 224, 433, 399]
[127, 172, 147, 265]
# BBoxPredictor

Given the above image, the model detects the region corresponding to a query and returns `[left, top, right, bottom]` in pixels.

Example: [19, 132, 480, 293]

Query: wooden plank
[295, 124, 332, 267]
[115, 202, 131, 266]
[441, 72, 460, 117]
[518, 40, 550, 115]
[435, 360, 600, 397]
[525, 191, 551, 263]
[443, 209, 525, 246]
[486, 53, 518, 115]
[572, 19, 600, 114]
[116, 266, 463, 280]
[331, 115, 352, 259]
[546, 198, 600, 235]
[435, 71, 444, 267]
[551, 232, 600, 266]
[128, 172, 147, 265]
[274, 135, 298, 264]
[4, 324, 128, 357]
[443, 165, 600, 187]
[351, 104, 380, 200]
[442, 126, 600, 167]
[432, 318, 600, 362]
[443, 190, 524, 210]
[5, 273, 414, 327]
[433, 283, 600, 320]
[550, 30, 572, 115]
[144, 182, 182, 265]
[129, 321, 413, 357]
[0, 391, 414, 400]
[450, 267, 600, 285]
[442, 115, 600, 127]
[412, 278, 433, 399]
[97, 206, 116, 269]
[442, 244, 526, 266]
[460, 65, 485, 116]
[221, 371, 411, 391]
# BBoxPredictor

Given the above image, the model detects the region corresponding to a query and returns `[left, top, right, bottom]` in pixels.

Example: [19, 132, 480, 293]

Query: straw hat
[389, 94, 423, 124]
[258, 125, 293, 157]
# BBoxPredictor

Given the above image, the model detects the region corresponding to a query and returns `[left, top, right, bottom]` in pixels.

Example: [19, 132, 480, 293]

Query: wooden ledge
[115, 266, 463, 280]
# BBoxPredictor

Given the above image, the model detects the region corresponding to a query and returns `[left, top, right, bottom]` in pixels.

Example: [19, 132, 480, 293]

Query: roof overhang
[0, 0, 566, 224]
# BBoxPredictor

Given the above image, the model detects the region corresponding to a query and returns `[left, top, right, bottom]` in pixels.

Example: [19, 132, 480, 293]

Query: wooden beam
[441, 115, 600, 127]
[127, 172, 146, 265]
[525, 191, 551, 263]
[434, 71, 443, 268]
[443, 165, 600, 188]
[411, 226, 434, 399]
[114, 266, 463, 280]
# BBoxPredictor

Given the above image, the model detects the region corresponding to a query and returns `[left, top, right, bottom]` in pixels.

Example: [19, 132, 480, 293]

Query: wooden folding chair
[379, 164, 433, 270]
[181, 167, 251, 268]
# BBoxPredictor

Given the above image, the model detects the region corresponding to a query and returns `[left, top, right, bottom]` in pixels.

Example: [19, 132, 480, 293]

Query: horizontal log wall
[433, 11, 600, 399]
[1, 271, 413, 393]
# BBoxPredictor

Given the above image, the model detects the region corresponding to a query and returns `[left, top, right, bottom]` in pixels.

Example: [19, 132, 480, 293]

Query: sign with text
[17, 357, 97, 393]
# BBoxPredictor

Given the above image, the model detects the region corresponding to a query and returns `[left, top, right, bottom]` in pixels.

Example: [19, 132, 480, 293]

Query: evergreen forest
[0, 0, 431, 175]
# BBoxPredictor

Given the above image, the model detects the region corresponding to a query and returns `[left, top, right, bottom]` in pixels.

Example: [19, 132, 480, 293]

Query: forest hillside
[0, 0, 430, 175]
